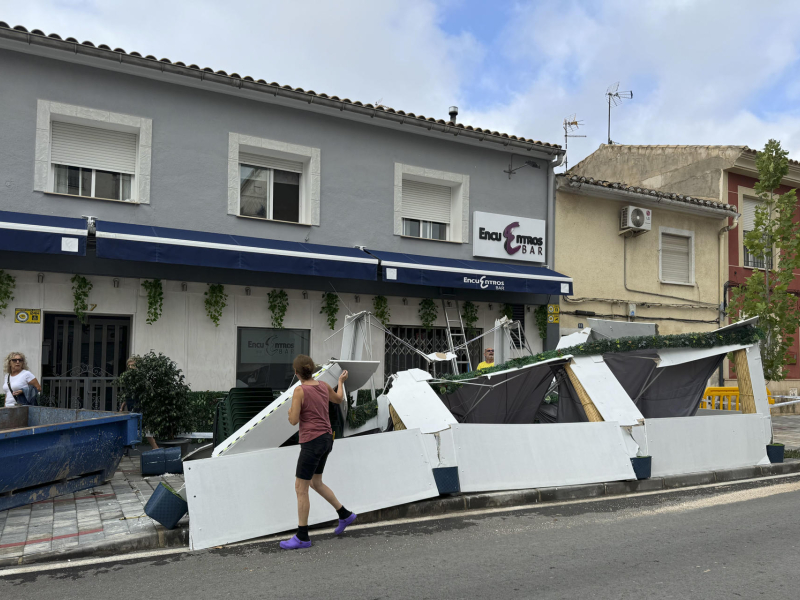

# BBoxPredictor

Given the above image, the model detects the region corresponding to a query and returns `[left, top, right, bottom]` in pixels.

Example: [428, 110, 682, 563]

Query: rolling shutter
[401, 179, 452, 224]
[51, 121, 137, 174]
[661, 233, 691, 283]
[239, 152, 303, 174]
[743, 197, 761, 231]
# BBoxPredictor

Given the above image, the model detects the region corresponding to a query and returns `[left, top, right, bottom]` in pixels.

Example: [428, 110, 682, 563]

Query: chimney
[448, 106, 458, 123]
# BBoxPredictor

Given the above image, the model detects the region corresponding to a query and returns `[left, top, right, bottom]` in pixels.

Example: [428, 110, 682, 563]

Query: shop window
[236, 327, 310, 391]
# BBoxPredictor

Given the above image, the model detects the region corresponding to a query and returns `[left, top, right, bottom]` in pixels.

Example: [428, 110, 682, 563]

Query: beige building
[555, 173, 738, 338]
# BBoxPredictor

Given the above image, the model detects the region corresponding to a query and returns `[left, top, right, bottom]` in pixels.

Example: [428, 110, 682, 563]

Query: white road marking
[3, 471, 799, 577]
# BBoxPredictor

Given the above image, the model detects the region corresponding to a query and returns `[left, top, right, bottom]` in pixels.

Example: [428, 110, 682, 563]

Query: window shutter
[51, 121, 137, 174]
[401, 179, 452, 224]
[661, 233, 691, 283]
[239, 152, 303, 174]
[743, 197, 761, 231]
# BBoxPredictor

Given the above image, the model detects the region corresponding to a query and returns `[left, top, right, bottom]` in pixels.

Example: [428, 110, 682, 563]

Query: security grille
[384, 326, 482, 383]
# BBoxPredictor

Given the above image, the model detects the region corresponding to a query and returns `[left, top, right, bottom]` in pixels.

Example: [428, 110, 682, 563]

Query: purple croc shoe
[335, 512, 357, 535]
[280, 535, 312, 550]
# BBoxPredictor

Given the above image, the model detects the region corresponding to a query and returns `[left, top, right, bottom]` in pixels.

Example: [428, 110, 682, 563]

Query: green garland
[534, 305, 548, 340]
[141, 279, 163, 325]
[433, 325, 763, 395]
[205, 284, 227, 327]
[321, 292, 340, 330]
[461, 301, 478, 331]
[268, 289, 289, 328]
[419, 298, 438, 330]
[71, 275, 93, 324]
[0, 270, 15, 316]
[372, 295, 390, 326]
[347, 389, 379, 429]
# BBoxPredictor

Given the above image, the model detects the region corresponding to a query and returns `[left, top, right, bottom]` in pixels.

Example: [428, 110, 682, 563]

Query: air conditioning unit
[620, 206, 652, 232]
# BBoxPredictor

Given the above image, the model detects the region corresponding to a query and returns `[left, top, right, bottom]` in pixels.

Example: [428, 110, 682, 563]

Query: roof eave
[0, 26, 564, 158]
[732, 149, 800, 186]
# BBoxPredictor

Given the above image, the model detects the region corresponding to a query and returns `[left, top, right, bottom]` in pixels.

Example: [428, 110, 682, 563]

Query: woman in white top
[3, 352, 42, 407]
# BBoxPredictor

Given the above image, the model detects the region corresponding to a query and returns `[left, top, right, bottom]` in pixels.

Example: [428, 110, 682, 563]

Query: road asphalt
[2, 474, 799, 600]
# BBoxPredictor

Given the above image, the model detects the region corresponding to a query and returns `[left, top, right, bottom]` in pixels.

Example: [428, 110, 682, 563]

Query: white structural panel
[388, 369, 458, 434]
[655, 344, 749, 368]
[570, 356, 644, 426]
[745, 344, 771, 416]
[213, 360, 379, 457]
[642, 415, 771, 477]
[187, 429, 438, 550]
[451, 422, 636, 493]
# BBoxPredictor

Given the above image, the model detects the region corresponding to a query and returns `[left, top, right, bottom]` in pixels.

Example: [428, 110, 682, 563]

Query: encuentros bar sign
[472, 211, 546, 263]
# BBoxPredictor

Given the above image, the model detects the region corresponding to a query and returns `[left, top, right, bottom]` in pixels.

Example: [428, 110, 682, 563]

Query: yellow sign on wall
[14, 309, 41, 324]
[547, 304, 560, 323]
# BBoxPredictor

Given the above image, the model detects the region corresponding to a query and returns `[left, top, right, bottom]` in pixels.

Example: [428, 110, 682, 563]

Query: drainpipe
[717, 214, 740, 386]
[545, 153, 566, 351]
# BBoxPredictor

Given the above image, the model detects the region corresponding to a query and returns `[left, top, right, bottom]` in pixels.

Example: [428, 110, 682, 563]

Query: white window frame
[394, 163, 469, 243]
[659, 226, 695, 286]
[228, 133, 320, 226]
[34, 100, 152, 204]
[738, 186, 776, 270]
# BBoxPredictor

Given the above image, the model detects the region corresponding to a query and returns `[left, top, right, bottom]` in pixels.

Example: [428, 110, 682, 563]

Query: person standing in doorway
[3, 352, 41, 407]
[119, 356, 159, 450]
[280, 354, 356, 550]
[476, 347, 495, 370]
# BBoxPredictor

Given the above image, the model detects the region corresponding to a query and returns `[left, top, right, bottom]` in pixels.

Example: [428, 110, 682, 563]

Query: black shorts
[295, 433, 333, 480]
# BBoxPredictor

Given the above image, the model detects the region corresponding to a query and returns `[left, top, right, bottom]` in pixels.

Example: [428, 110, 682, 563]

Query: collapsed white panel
[213, 360, 379, 457]
[645, 415, 771, 477]
[745, 344, 772, 417]
[570, 356, 644, 426]
[388, 369, 457, 434]
[656, 344, 749, 368]
[187, 429, 438, 550]
[451, 422, 636, 493]
[421, 428, 458, 469]
[556, 329, 590, 350]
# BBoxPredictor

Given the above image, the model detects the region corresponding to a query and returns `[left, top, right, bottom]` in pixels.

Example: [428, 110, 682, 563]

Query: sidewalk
[771, 415, 800, 449]
[0, 448, 187, 568]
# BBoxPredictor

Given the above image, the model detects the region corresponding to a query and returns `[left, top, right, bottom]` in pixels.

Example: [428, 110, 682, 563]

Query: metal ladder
[442, 299, 473, 374]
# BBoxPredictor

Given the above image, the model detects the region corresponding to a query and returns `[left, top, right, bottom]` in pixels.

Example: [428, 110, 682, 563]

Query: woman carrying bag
[3, 352, 42, 407]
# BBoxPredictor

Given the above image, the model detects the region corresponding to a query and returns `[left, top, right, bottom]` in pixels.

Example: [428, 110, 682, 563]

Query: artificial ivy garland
[347, 389, 379, 429]
[433, 325, 763, 395]
[0, 270, 15, 316]
[268, 289, 289, 328]
[71, 274, 93, 324]
[141, 279, 164, 325]
[372, 295, 390, 326]
[534, 305, 548, 340]
[461, 301, 478, 332]
[321, 292, 340, 330]
[205, 284, 228, 327]
[418, 298, 438, 330]
[500, 303, 514, 320]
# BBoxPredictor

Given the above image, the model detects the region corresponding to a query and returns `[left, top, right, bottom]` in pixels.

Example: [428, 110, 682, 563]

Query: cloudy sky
[3, 0, 800, 167]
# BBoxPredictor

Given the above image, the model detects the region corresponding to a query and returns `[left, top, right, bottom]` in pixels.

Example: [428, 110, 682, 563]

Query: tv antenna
[563, 114, 586, 171]
[605, 82, 633, 144]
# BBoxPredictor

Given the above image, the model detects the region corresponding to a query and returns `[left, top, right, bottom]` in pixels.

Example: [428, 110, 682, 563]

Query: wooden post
[389, 404, 406, 430]
[565, 364, 604, 422]
[733, 349, 757, 414]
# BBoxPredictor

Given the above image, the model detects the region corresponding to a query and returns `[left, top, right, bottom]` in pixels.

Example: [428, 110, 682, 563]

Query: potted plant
[117, 352, 193, 455]
[767, 442, 785, 464]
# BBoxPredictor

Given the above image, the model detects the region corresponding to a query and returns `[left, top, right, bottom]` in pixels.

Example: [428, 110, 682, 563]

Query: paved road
[3, 475, 800, 600]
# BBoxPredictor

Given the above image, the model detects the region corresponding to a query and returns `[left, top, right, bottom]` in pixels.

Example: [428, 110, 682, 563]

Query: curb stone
[3, 459, 799, 568]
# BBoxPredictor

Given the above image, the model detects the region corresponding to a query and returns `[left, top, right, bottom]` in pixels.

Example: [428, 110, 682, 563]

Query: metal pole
[607, 96, 611, 144]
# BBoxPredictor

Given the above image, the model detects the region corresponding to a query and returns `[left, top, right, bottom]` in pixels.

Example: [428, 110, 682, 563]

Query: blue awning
[95, 221, 378, 280]
[0, 210, 87, 256]
[366, 249, 573, 295]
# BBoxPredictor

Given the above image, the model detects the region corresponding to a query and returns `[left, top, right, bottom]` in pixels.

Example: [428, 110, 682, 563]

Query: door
[41, 314, 131, 410]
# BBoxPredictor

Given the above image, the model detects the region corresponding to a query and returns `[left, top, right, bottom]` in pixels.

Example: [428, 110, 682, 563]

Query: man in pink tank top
[280, 354, 357, 550]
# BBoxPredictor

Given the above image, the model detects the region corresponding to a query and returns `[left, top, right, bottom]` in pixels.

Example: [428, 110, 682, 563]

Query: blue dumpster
[0, 406, 141, 511]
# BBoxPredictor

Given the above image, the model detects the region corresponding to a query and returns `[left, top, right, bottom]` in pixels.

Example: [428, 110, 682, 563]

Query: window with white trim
[228, 133, 320, 226]
[34, 100, 151, 204]
[742, 196, 773, 269]
[394, 164, 469, 243]
[659, 228, 694, 285]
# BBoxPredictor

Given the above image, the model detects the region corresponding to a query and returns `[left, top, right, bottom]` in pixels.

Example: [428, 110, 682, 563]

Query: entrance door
[383, 326, 483, 383]
[41, 314, 131, 410]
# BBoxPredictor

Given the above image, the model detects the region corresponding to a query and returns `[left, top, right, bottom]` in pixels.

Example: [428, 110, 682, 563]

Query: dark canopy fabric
[556, 373, 589, 423]
[439, 362, 565, 424]
[602, 351, 724, 418]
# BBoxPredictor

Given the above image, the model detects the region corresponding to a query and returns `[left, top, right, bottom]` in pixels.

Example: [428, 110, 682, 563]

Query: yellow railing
[700, 386, 775, 411]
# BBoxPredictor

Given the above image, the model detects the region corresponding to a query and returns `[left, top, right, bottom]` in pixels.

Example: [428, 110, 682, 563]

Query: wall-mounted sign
[14, 309, 41, 324]
[547, 304, 559, 323]
[473, 211, 546, 263]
